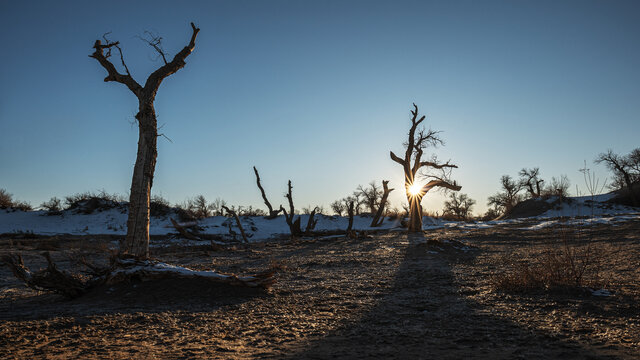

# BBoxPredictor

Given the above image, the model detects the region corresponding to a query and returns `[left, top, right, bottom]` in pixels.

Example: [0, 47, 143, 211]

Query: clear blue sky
[1, 0, 639, 215]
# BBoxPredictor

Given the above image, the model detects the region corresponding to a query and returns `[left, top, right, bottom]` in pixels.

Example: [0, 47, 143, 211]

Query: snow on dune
[0, 208, 403, 241]
[539, 194, 634, 218]
[1, 193, 638, 242]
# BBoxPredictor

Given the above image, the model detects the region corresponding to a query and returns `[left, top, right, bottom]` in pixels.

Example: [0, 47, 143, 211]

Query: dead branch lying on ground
[170, 218, 201, 240]
[2, 252, 277, 299]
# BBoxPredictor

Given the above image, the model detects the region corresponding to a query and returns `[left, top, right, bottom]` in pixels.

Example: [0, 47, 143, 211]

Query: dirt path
[1, 222, 638, 359]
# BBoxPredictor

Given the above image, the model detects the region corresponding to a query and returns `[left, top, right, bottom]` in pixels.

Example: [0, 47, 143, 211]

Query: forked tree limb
[144, 22, 200, 98]
[90, 22, 200, 101]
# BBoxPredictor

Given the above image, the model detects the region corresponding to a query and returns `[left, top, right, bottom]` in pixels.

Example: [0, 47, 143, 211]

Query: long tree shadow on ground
[284, 233, 621, 360]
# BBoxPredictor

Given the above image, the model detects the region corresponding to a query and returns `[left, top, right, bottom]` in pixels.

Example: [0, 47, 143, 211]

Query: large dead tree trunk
[390, 104, 461, 232]
[90, 23, 200, 257]
[370, 180, 394, 227]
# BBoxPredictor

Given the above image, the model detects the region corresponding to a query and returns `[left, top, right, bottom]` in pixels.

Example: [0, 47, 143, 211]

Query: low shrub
[64, 191, 125, 214]
[0, 188, 32, 211]
[150, 195, 172, 217]
[492, 237, 606, 294]
[40, 197, 63, 213]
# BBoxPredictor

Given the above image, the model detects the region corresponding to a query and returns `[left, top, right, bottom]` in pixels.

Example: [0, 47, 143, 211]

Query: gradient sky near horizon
[1, 0, 639, 215]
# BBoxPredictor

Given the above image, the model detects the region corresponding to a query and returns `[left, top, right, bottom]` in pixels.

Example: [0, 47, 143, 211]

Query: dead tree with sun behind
[390, 104, 461, 232]
[90, 23, 200, 258]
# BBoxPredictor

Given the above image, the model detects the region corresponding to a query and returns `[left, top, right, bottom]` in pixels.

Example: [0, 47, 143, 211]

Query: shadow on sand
[284, 233, 619, 360]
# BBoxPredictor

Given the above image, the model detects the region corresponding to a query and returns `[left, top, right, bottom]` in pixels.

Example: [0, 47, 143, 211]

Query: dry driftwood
[2, 252, 277, 299]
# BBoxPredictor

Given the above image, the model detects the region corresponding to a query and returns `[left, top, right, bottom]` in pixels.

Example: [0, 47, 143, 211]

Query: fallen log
[3, 252, 86, 298]
[170, 218, 201, 240]
[2, 252, 277, 299]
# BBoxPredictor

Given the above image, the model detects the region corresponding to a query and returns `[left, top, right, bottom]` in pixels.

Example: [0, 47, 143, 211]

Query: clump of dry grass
[492, 237, 608, 294]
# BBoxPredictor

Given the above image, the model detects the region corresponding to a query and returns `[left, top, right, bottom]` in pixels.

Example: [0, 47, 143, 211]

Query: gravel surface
[1, 219, 638, 359]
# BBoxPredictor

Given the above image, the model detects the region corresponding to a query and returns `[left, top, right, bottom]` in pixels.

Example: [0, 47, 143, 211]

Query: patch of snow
[590, 288, 612, 297]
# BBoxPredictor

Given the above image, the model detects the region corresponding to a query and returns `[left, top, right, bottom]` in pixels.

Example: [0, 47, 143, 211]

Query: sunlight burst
[408, 183, 422, 196]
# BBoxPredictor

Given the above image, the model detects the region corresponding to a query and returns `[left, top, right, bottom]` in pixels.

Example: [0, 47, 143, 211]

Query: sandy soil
[1, 219, 638, 359]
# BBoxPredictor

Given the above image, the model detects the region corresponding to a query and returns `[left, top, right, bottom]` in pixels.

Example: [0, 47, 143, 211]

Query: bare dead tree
[253, 166, 281, 219]
[390, 104, 461, 232]
[345, 200, 355, 234]
[487, 175, 523, 215]
[279, 180, 302, 237]
[330, 200, 345, 216]
[519, 167, 544, 198]
[596, 149, 640, 206]
[370, 180, 394, 227]
[222, 206, 249, 243]
[90, 23, 200, 258]
[357, 181, 383, 213]
[442, 192, 476, 220]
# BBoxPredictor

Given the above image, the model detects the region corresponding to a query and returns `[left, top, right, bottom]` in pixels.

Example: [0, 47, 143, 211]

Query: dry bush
[0, 188, 32, 211]
[150, 195, 172, 217]
[0, 188, 13, 208]
[40, 197, 63, 213]
[64, 191, 125, 214]
[10, 201, 33, 211]
[492, 237, 607, 293]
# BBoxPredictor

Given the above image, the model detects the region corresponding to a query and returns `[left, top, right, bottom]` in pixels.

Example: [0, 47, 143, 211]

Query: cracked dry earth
[0, 219, 639, 359]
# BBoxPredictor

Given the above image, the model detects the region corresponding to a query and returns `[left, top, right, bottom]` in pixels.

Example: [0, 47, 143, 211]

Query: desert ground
[1, 217, 639, 359]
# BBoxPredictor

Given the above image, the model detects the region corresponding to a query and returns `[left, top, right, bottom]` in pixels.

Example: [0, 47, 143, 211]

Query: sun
[408, 183, 422, 196]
